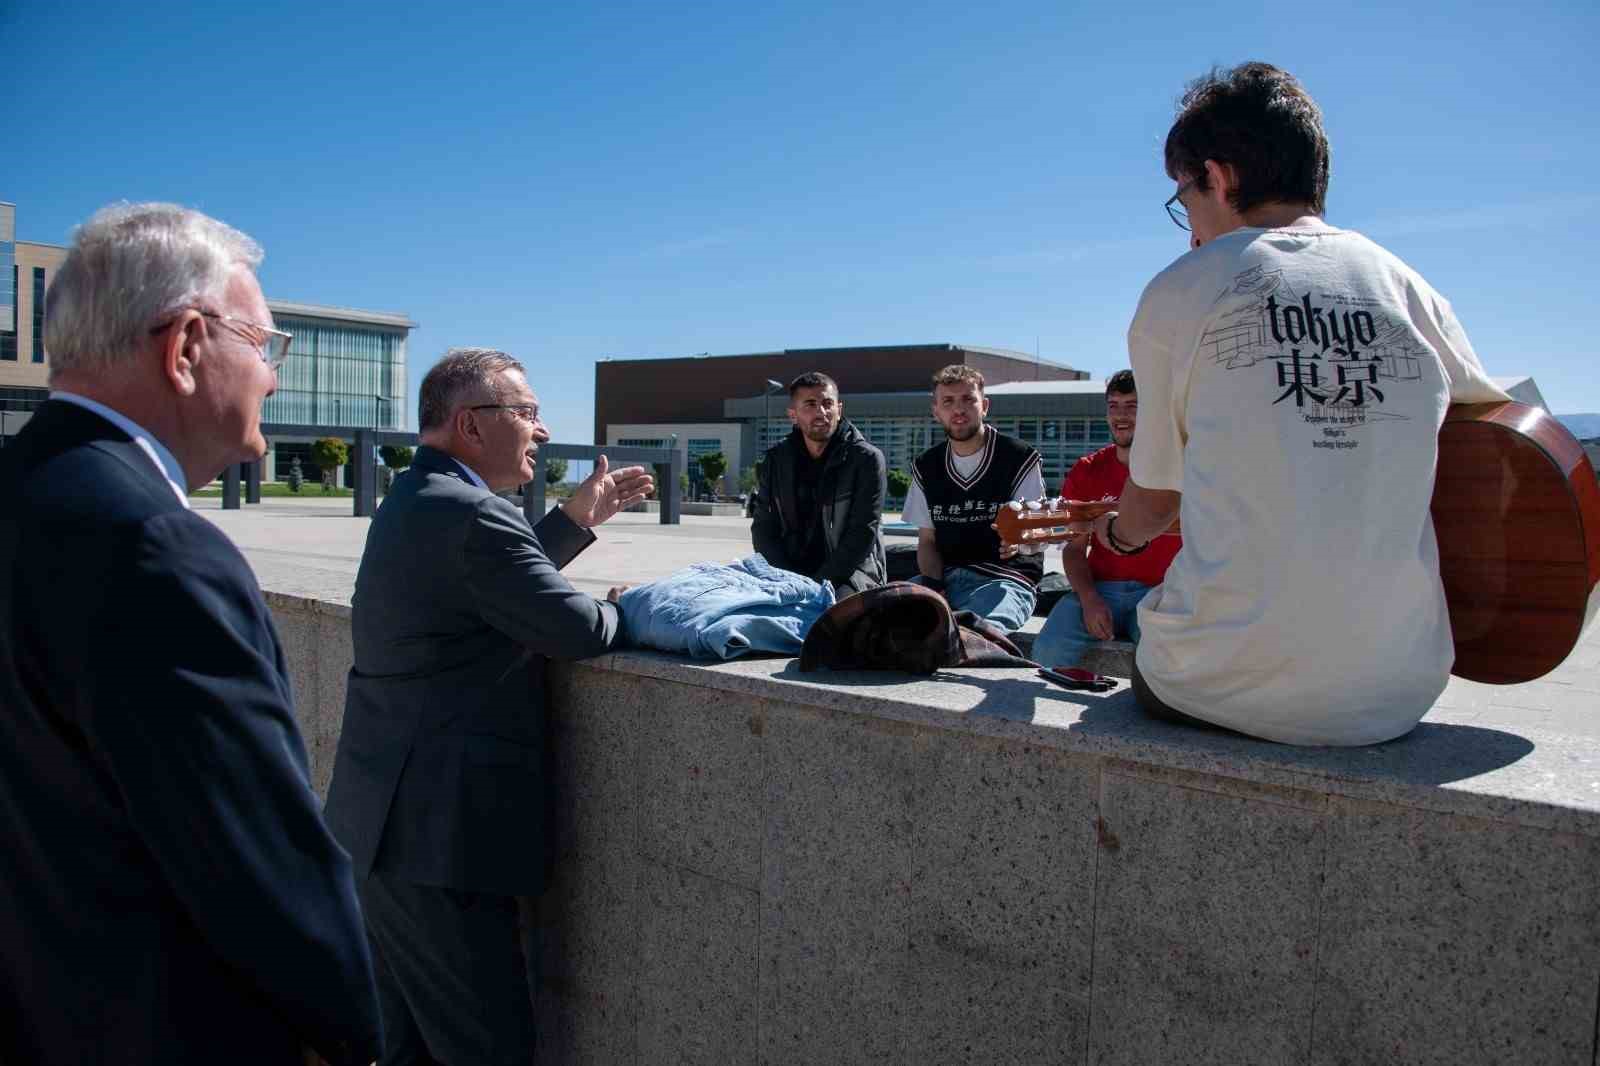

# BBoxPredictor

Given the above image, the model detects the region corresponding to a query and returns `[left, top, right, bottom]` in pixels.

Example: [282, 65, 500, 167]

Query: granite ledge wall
[267, 591, 1600, 1066]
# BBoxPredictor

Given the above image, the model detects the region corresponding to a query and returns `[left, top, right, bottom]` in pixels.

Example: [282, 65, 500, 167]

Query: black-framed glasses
[1165, 179, 1196, 231]
[469, 403, 541, 424]
[149, 310, 292, 369]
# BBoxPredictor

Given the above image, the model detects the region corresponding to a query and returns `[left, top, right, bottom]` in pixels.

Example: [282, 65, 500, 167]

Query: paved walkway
[195, 495, 912, 604]
[198, 495, 1600, 742]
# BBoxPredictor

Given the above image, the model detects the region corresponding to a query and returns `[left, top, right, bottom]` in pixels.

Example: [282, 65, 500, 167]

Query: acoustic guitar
[1432, 401, 1600, 683]
[994, 401, 1600, 684]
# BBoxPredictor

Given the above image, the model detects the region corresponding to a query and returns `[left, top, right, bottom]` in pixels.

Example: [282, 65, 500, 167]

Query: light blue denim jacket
[618, 555, 836, 659]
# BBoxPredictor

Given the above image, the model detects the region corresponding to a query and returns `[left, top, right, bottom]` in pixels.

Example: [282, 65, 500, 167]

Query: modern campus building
[0, 202, 414, 482]
[0, 203, 68, 439]
[595, 343, 1097, 492]
[259, 300, 414, 483]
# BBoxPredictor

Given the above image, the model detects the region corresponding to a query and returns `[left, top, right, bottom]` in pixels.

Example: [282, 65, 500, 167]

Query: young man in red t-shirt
[1032, 370, 1182, 667]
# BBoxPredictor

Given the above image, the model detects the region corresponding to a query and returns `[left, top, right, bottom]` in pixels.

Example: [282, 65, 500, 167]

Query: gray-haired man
[324, 348, 652, 1064]
[0, 203, 382, 1065]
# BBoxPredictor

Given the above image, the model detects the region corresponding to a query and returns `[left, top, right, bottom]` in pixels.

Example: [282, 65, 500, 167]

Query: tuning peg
[1025, 499, 1042, 511]
[1006, 500, 1023, 512]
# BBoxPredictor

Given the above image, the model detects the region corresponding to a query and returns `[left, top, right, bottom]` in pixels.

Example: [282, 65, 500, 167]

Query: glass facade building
[0, 204, 66, 419]
[263, 301, 412, 431]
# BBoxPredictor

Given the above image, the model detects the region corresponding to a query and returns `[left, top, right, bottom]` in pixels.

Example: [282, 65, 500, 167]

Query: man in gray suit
[324, 347, 653, 1065]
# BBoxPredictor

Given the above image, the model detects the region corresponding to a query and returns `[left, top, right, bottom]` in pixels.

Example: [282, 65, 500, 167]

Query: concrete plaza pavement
[194, 494, 970, 606]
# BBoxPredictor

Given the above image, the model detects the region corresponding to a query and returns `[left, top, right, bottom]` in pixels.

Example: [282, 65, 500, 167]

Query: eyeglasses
[469, 403, 542, 424]
[1165, 179, 1196, 231]
[150, 310, 292, 369]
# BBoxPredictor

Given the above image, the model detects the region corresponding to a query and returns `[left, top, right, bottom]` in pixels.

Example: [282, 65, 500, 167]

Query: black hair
[788, 371, 838, 398]
[1105, 369, 1136, 398]
[1164, 62, 1329, 215]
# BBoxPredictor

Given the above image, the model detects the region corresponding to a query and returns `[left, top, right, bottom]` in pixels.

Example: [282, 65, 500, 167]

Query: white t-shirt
[1128, 224, 1508, 745]
[901, 433, 1045, 528]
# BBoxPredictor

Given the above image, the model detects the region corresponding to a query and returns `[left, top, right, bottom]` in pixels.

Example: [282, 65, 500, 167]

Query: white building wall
[606, 423, 744, 488]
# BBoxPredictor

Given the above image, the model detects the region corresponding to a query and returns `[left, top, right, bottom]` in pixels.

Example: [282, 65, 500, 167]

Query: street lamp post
[761, 378, 784, 461]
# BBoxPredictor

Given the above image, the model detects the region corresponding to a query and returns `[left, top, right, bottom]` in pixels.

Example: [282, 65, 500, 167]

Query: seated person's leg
[1031, 592, 1096, 667]
[943, 567, 1037, 632]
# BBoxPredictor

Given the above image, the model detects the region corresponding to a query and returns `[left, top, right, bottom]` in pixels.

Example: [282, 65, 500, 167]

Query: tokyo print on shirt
[1126, 223, 1507, 746]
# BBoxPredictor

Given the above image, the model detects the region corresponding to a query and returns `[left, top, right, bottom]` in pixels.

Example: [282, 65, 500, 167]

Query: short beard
[803, 423, 835, 444]
[944, 422, 980, 443]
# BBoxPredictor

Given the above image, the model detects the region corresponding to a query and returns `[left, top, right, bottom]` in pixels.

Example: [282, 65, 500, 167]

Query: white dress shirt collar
[48, 391, 190, 509]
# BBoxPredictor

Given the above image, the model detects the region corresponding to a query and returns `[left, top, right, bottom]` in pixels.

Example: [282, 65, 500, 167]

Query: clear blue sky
[8, 0, 1598, 441]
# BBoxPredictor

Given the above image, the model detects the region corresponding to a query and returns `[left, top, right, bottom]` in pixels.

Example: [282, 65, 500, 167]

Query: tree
[697, 452, 728, 496]
[886, 468, 912, 501]
[544, 456, 568, 485]
[379, 445, 413, 471]
[287, 456, 304, 493]
[677, 472, 689, 500]
[310, 437, 350, 493]
[737, 467, 758, 495]
[377, 445, 412, 495]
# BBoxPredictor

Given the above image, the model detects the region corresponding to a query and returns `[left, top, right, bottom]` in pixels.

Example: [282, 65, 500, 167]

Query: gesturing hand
[560, 454, 655, 529]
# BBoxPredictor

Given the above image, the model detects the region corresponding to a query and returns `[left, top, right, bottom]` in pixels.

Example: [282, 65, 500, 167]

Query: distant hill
[1556, 413, 1600, 440]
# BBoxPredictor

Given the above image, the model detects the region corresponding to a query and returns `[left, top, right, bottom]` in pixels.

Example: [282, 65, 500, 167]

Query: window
[0, 265, 15, 362]
[31, 268, 45, 363]
[617, 437, 666, 449]
[687, 438, 724, 490]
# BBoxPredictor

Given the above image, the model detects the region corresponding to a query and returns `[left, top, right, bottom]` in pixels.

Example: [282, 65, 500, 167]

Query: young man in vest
[902, 364, 1045, 630]
[751, 371, 887, 596]
[1032, 370, 1181, 667]
[1066, 63, 1506, 745]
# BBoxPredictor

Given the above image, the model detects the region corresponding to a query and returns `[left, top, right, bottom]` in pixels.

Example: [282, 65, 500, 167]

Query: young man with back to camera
[1066, 62, 1507, 745]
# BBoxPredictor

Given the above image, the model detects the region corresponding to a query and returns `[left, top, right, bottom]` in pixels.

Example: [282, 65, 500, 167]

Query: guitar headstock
[994, 498, 1119, 547]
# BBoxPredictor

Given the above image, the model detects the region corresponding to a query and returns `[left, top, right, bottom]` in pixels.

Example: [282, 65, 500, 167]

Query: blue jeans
[914, 568, 1037, 632]
[1032, 580, 1152, 668]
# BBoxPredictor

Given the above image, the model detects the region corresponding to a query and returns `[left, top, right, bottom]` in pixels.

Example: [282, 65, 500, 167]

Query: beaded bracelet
[1105, 513, 1149, 556]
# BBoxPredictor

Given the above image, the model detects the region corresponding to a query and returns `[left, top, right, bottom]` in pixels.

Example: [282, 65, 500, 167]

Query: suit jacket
[323, 445, 620, 897]
[0, 400, 382, 1066]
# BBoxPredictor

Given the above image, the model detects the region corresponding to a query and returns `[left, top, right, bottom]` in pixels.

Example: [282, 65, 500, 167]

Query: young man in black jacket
[751, 372, 887, 596]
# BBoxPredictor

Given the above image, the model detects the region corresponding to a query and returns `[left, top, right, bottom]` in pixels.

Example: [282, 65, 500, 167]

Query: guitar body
[1432, 401, 1600, 684]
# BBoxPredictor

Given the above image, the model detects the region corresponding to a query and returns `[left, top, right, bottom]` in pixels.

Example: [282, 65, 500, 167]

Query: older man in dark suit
[0, 204, 382, 1064]
[324, 347, 652, 1065]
